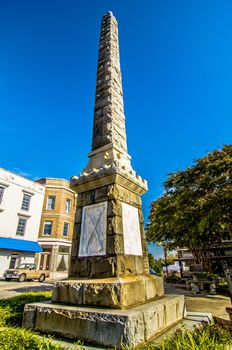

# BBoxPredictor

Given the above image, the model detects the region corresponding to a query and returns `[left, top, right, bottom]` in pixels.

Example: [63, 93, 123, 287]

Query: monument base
[52, 275, 164, 309]
[23, 295, 186, 348]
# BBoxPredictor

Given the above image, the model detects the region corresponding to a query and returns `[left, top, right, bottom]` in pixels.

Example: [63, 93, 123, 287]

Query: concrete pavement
[165, 283, 231, 320]
[0, 280, 54, 299]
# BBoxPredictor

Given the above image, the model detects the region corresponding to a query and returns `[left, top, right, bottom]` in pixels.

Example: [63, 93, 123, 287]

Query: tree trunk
[164, 246, 169, 277]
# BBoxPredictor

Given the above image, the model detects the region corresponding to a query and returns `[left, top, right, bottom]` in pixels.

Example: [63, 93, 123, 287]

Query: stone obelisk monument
[70, 10, 150, 281]
[23, 12, 185, 348]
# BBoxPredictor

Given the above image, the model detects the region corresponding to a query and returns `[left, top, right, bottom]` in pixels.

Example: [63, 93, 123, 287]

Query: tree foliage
[146, 145, 232, 269]
[148, 253, 163, 275]
[148, 253, 175, 276]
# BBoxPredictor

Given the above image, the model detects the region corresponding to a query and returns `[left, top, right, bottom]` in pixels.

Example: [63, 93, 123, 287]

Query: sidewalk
[0, 280, 54, 299]
[165, 283, 231, 320]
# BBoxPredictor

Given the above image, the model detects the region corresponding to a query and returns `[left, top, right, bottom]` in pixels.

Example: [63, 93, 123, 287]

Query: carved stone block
[122, 202, 142, 256]
[79, 202, 107, 257]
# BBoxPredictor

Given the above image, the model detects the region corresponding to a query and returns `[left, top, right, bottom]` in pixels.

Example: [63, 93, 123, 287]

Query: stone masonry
[23, 12, 186, 348]
[92, 12, 127, 152]
[69, 11, 149, 279]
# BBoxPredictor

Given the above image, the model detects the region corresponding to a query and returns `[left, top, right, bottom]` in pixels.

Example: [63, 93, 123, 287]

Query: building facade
[35, 178, 77, 278]
[0, 168, 45, 277]
[177, 242, 232, 277]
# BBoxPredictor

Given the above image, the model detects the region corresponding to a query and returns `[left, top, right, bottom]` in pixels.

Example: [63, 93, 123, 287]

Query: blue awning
[0, 237, 42, 253]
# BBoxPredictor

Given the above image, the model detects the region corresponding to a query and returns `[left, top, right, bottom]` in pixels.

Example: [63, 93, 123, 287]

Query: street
[0, 280, 54, 299]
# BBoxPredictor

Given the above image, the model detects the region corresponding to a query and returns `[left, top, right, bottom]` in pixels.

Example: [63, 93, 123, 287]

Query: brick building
[35, 178, 77, 278]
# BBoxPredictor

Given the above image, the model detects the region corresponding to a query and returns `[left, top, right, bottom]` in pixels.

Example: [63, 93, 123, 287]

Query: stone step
[149, 311, 213, 346]
[23, 294, 185, 348]
[36, 311, 213, 350]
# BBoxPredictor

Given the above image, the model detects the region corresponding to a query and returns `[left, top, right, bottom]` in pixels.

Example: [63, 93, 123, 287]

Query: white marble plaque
[79, 202, 107, 257]
[122, 202, 142, 256]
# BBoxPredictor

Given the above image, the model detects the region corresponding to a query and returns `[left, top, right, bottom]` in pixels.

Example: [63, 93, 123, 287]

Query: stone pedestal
[70, 175, 149, 279]
[23, 295, 186, 348]
[52, 275, 164, 309]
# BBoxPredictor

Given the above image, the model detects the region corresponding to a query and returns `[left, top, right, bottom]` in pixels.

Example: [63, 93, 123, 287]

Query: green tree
[148, 252, 176, 276]
[146, 145, 232, 271]
[148, 253, 163, 275]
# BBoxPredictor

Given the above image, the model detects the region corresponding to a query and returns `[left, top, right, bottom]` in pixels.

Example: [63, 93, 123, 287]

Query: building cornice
[38, 237, 72, 245]
[0, 167, 45, 192]
[40, 213, 75, 221]
[45, 185, 77, 195]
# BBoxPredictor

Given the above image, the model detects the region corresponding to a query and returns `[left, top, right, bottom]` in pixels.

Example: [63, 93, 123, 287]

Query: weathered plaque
[79, 202, 107, 257]
[122, 202, 142, 256]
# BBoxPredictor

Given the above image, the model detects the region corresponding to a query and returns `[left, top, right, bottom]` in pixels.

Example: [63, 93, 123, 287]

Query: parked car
[3, 263, 49, 282]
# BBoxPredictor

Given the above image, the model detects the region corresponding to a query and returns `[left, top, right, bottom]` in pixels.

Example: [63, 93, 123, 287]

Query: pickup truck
[3, 263, 49, 282]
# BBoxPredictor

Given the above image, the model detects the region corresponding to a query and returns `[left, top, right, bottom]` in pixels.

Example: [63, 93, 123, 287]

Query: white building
[0, 168, 45, 277]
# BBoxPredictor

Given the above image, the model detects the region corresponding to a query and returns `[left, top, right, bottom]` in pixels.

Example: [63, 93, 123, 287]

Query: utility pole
[163, 244, 169, 277]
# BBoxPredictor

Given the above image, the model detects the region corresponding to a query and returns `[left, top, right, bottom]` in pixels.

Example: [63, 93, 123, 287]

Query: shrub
[0, 307, 11, 327]
[165, 274, 182, 284]
[218, 277, 228, 288]
[0, 327, 64, 350]
[205, 273, 219, 281]
[0, 291, 52, 327]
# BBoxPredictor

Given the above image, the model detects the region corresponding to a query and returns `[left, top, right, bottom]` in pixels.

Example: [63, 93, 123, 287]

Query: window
[0, 187, 4, 203]
[18, 263, 36, 270]
[46, 196, 55, 210]
[16, 218, 27, 236]
[21, 194, 31, 211]
[9, 257, 18, 269]
[43, 221, 52, 235]
[63, 223, 69, 237]
[65, 199, 71, 213]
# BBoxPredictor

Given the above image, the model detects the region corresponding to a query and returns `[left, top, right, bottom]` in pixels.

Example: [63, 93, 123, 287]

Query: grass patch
[122, 323, 232, 349]
[0, 327, 64, 350]
[0, 291, 52, 327]
[155, 323, 232, 350]
[0, 292, 232, 349]
[0, 291, 65, 349]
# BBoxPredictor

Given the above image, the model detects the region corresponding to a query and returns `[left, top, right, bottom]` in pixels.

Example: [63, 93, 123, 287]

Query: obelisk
[23, 12, 185, 348]
[69, 10, 150, 280]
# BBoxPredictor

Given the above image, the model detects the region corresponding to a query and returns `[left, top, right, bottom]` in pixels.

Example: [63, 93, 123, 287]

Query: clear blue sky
[1, 1, 231, 257]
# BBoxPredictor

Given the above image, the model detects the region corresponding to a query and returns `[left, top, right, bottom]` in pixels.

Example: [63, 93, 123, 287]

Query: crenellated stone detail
[72, 12, 147, 192]
[70, 159, 147, 194]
